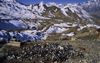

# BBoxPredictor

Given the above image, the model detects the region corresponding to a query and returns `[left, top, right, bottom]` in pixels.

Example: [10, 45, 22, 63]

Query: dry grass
[42, 5, 66, 18]
[45, 33, 62, 41]
[62, 26, 79, 34]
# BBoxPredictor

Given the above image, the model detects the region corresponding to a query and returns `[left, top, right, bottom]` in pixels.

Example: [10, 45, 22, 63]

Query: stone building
[7, 38, 20, 47]
[97, 28, 100, 38]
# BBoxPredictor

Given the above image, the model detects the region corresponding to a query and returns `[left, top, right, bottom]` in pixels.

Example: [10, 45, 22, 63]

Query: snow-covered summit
[2, 0, 16, 2]
[78, 0, 100, 12]
[0, 0, 49, 19]
[0, 0, 93, 21]
[46, 2, 59, 7]
[94, 0, 100, 1]
[39, 1, 44, 6]
[46, 2, 92, 21]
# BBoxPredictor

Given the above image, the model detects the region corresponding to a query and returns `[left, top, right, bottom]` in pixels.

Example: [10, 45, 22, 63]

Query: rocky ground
[59, 40, 100, 63]
[0, 40, 100, 63]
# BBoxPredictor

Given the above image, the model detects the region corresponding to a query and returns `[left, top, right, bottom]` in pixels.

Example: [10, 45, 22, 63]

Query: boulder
[71, 37, 77, 41]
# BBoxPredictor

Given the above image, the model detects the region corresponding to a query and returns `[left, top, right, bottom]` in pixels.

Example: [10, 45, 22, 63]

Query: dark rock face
[97, 28, 100, 32]
[97, 28, 100, 38]
[0, 39, 6, 48]
[3, 43, 84, 63]
[0, 53, 6, 63]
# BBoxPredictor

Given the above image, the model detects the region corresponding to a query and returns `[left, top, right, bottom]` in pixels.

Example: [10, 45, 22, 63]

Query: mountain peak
[3, 0, 16, 2]
[39, 1, 44, 6]
[7, 0, 14, 1]
[94, 0, 100, 1]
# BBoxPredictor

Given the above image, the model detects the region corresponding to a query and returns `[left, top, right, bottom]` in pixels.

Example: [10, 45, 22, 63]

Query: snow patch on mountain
[78, 24, 100, 30]
[54, 23, 77, 27]
[0, 19, 28, 30]
[0, 30, 43, 42]
[13, 30, 42, 42]
[45, 26, 68, 33]
[46, 2, 92, 20]
[48, 11, 55, 17]
[0, 0, 49, 19]
[63, 4, 92, 21]
[31, 1, 46, 16]
[0, 30, 10, 42]
[78, 0, 100, 12]
[62, 32, 74, 37]
[46, 2, 59, 7]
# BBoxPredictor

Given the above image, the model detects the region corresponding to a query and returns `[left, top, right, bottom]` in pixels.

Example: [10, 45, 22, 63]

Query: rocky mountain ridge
[0, 0, 93, 21]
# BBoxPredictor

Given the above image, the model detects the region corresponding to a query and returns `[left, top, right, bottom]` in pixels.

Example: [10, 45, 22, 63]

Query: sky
[17, 0, 89, 5]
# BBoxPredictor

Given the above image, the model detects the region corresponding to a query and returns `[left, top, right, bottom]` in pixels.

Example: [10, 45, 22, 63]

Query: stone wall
[7, 41, 20, 47]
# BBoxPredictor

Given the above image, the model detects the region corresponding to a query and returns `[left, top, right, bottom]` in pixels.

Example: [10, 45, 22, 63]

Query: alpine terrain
[1, 0, 100, 63]
[0, 0, 100, 42]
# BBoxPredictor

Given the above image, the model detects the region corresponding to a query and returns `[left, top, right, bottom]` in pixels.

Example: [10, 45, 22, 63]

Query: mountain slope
[45, 2, 92, 21]
[0, 0, 48, 19]
[78, 0, 100, 17]
[0, 0, 100, 42]
[0, 0, 93, 22]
